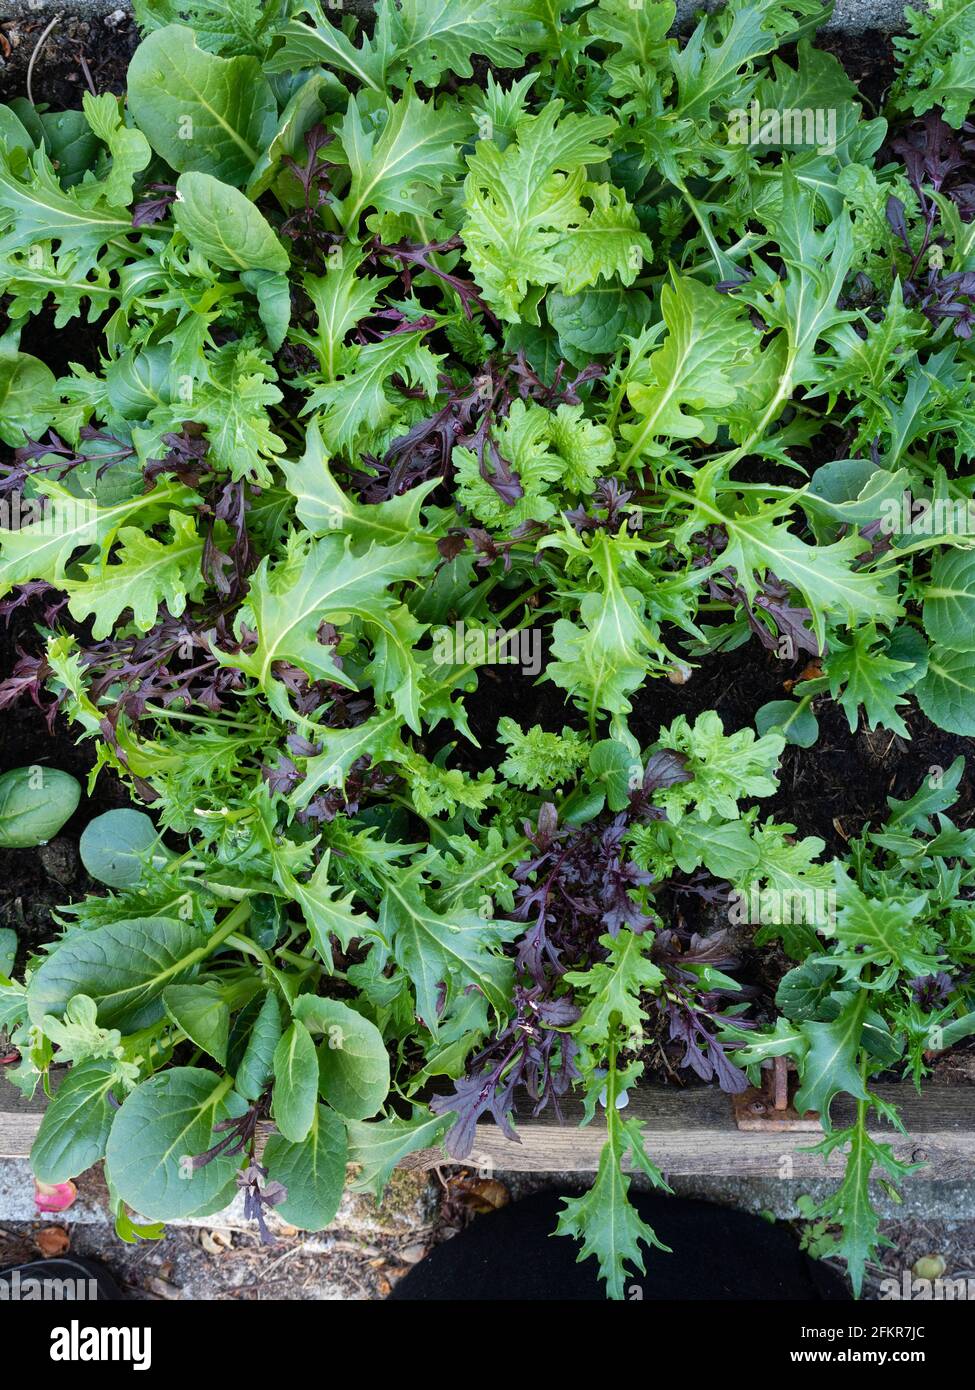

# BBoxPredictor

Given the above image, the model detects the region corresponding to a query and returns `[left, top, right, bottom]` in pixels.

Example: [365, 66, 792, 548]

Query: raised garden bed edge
[3, 1077, 973, 1180]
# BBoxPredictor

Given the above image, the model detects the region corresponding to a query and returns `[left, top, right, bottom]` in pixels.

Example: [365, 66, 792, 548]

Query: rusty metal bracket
[732, 1055, 820, 1132]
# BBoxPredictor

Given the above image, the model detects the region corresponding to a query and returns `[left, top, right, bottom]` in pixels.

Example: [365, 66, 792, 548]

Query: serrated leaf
[65, 510, 204, 639]
[281, 416, 439, 549]
[825, 625, 916, 736]
[827, 874, 940, 983]
[346, 1112, 447, 1197]
[220, 533, 428, 720]
[0, 477, 193, 599]
[806, 1115, 918, 1295]
[565, 931, 664, 1043]
[82, 92, 151, 207]
[619, 274, 757, 465]
[461, 101, 617, 320]
[277, 851, 375, 972]
[713, 505, 900, 653]
[334, 87, 467, 230]
[388, 0, 536, 85]
[793, 991, 869, 1116]
[891, 0, 975, 127]
[305, 329, 441, 455]
[0, 144, 132, 273]
[377, 869, 518, 1037]
[556, 1110, 669, 1299]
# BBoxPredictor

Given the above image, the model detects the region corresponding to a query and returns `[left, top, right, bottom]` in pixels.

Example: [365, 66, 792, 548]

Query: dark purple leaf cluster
[345, 350, 604, 506]
[435, 747, 754, 1155]
[885, 114, 975, 338]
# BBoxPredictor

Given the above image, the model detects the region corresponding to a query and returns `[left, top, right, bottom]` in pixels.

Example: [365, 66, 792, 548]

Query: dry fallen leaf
[459, 1178, 510, 1213]
[200, 1229, 233, 1255]
[35, 1226, 70, 1258]
[396, 1243, 428, 1265]
[912, 1254, 947, 1281]
[666, 662, 692, 686]
[147, 1276, 182, 1300]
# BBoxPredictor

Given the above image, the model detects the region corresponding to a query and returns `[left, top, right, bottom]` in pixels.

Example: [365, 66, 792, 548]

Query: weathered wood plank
[405, 1084, 975, 1177]
[0, 1080, 47, 1160]
[4, 1076, 973, 1176]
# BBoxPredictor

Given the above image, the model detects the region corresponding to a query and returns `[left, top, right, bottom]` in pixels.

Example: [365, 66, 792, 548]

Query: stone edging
[0, 0, 913, 33]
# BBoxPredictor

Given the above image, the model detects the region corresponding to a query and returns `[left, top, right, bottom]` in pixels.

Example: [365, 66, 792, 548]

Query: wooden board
[4, 1075, 973, 1177]
[405, 1084, 975, 1177]
[0, 1081, 47, 1163]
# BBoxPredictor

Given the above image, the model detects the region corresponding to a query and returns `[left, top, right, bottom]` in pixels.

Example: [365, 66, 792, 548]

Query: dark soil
[453, 633, 975, 859]
[813, 28, 897, 115]
[0, 12, 136, 110]
[0, 604, 128, 965]
[632, 640, 975, 856]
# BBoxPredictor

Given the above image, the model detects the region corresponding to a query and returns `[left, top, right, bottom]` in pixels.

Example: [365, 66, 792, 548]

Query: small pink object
[34, 1179, 77, 1213]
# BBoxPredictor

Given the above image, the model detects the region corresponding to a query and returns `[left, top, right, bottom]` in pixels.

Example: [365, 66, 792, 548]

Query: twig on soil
[77, 49, 97, 97]
[26, 12, 64, 107]
[255, 1241, 306, 1286]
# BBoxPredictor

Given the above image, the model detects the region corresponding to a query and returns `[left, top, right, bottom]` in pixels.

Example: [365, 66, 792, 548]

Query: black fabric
[0, 1255, 125, 1300]
[388, 1191, 851, 1301]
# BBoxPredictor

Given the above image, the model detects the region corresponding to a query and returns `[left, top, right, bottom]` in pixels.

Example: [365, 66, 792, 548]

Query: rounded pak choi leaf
[914, 648, 975, 734]
[263, 1103, 348, 1232]
[923, 549, 975, 653]
[294, 996, 390, 1120]
[271, 1021, 319, 1142]
[80, 808, 171, 888]
[127, 25, 277, 187]
[174, 171, 290, 272]
[31, 1058, 120, 1184]
[163, 984, 230, 1066]
[105, 1068, 246, 1220]
[0, 766, 80, 848]
[27, 917, 207, 1031]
